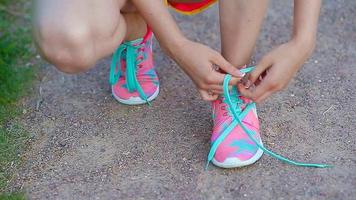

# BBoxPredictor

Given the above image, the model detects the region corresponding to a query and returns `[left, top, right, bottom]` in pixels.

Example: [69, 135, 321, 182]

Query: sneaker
[109, 27, 159, 105]
[207, 66, 331, 169]
[208, 67, 263, 168]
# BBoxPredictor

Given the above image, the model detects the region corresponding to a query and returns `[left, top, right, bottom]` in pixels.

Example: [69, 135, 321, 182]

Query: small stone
[314, 60, 319, 64]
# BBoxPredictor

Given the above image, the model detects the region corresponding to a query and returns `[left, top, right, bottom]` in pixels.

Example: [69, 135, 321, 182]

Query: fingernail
[249, 84, 256, 92]
[244, 80, 252, 88]
[236, 69, 245, 77]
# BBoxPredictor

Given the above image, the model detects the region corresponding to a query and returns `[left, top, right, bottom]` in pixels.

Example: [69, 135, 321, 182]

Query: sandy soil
[12, 0, 356, 199]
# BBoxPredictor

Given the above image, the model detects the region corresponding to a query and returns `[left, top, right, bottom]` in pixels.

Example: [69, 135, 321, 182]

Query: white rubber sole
[112, 85, 160, 105]
[212, 140, 264, 168]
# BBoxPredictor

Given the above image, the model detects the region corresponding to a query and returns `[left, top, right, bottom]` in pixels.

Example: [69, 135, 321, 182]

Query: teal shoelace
[109, 41, 149, 104]
[206, 66, 332, 169]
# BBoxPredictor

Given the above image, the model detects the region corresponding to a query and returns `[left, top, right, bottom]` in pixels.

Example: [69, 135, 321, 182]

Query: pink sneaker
[208, 67, 263, 168]
[109, 27, 159, 105]
[206, 67, 331, 169]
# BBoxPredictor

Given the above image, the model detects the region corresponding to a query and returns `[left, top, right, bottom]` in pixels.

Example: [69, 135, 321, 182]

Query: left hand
[238, 39, 314, 103]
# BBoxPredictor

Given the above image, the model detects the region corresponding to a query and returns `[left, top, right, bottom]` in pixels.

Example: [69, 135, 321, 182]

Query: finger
[208, 84, 233, 92]
[254, 74, 264, 87]
[199, 90, 219, 101]
[212, 53, 244, 77]
[237, 83, 255, 100]
[209, 89, 222, 94]
[238, 79, 272, 102]
[246, 57, 273, 88]
[210, 89, 223, 94]
[209, 71, 242, 85]
[228, 77, 242, 86]
[255, 90, 273, 104]
[209, 84, 223, 91]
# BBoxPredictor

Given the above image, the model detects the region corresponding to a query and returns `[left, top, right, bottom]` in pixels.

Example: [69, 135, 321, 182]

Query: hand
[238, 39, 315, 103]
[172, 39, 244, 101]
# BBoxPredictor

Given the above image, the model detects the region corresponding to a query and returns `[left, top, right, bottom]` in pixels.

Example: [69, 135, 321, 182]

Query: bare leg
[219, 0, 269, 68]
[33, 0, 146, 73]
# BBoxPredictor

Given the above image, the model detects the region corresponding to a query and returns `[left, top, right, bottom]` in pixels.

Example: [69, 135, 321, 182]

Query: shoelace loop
[206, 66, 332, 170]
[109, 40, 150, 104]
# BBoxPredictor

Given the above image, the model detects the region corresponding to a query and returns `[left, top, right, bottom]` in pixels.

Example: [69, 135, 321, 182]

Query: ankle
[123, 12, 147, 41]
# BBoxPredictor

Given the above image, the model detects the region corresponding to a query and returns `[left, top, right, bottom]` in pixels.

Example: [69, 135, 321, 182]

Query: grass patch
[0, 124, 29, 194]
[0, 0, 36, 199]
[0, 28, 33, 106]
[0, 191, 26, 200]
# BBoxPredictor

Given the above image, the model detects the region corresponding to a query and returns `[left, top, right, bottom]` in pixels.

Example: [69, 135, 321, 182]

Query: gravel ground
[11, 0, 356, 199]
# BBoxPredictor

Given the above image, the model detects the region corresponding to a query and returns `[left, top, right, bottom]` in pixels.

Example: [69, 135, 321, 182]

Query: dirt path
[12, 1, 356, 199]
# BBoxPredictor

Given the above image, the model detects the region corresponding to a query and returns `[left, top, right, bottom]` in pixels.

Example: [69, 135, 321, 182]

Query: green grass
[0, 1, 36, 199]
[0, 192, 26, 200]
[0, 26, 33, 105]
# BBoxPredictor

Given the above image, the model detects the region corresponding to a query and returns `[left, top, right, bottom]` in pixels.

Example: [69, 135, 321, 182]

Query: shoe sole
[112, 86, 160, 105]
[211, 140, 264, 168]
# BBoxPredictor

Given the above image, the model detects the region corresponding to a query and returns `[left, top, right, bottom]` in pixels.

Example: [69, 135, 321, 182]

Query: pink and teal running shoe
[109, 27, 159, 105]
[206, 66, 331, 169]
[209, 67, 263, 168]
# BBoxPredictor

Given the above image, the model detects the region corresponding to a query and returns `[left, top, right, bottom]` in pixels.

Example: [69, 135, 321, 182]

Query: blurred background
[0, 1, 35, 199]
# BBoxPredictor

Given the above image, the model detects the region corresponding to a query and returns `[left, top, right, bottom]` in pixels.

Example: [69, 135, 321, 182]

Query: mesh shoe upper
[110, 29, 159, 104]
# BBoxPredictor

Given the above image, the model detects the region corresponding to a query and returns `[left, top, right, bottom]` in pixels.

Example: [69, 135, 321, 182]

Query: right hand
[171, 39, 244, 101]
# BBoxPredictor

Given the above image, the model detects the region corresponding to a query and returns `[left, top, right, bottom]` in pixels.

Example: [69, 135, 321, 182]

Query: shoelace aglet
[205, 161, 210, 171]
[146, 100, 151, 106]
[309, 164, 333, 168]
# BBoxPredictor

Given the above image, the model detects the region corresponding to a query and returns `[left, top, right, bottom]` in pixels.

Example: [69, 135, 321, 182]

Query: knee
[34, 22, 97, 74]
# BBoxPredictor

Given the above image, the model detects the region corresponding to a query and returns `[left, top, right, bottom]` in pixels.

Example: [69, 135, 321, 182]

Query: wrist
[163, 36, 190, 59]
[290, 35, 316, 57]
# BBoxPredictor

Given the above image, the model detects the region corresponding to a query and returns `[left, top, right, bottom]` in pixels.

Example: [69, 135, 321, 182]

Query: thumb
[246, 57, 273, 87]
[213, 53, 244, 77]
[199, 89, 219, 101]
